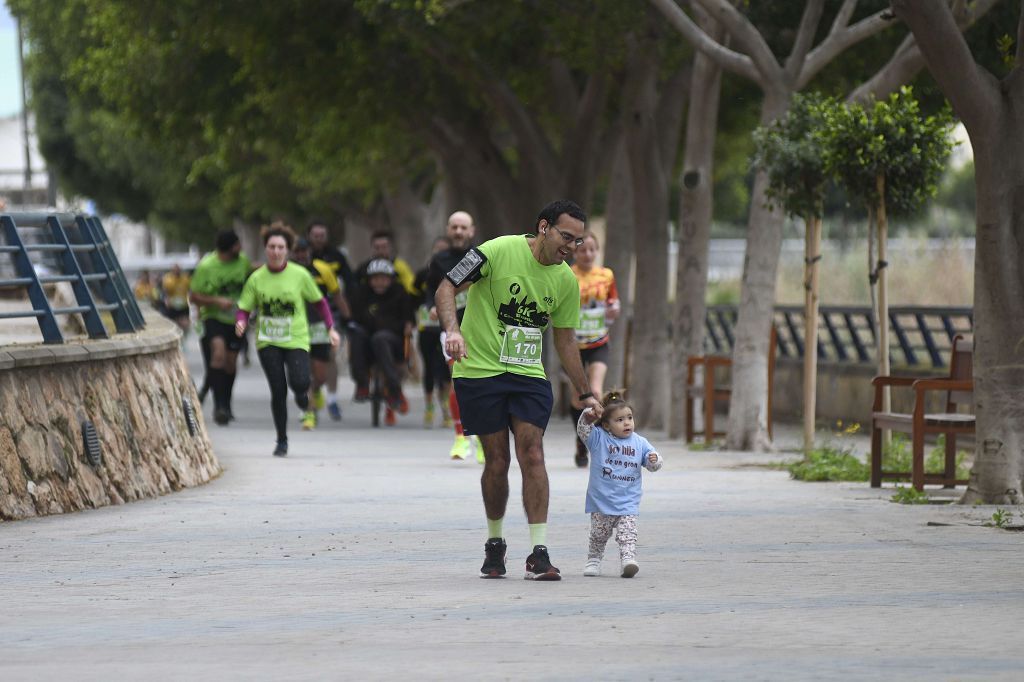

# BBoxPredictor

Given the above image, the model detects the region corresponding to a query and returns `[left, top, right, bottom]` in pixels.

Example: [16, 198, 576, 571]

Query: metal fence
[0, 212, 144, 344]
[704, 304, 973, 369]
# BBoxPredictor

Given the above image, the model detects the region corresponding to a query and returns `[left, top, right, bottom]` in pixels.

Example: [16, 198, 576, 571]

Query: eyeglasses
[550, 228, 584, 248]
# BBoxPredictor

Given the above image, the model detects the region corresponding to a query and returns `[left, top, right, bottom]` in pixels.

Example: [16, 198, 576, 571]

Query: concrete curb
[0, 312, 181, 369]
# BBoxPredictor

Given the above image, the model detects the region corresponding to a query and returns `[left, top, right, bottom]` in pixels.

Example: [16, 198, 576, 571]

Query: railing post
[843, 312, 870, 363]
[704, 309, 722, 353]
[89, 217, 146, 328]
[784, 310, 804, 357]
[773, 311, 793, 358]
[915, 312, 942, 368]
[822, 311, 848, 361]
[889, 311, 917, 366]
[47, 216, 108, 339]
[76, 216, 135, 333]
[1, 215, 64, 343]
[716, 308, 735, 349]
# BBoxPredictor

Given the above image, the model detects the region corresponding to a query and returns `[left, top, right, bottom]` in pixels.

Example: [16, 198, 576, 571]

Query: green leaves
[753, 87, 955, 221]
[752, 93, 834, 220]
[823, 87, 955, 217]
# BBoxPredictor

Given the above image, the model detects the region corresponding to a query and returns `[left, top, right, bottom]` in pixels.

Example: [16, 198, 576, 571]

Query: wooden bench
[869, 334, 974, 491]
[685, 327, 776, 444]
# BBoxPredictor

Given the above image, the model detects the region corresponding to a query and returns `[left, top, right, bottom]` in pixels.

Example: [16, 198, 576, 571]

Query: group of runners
[183, 199, 644, 579]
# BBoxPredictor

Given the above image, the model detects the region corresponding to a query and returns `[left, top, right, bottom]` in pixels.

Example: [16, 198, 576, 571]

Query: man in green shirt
[189, 230, 251, 426]
[436, 199, 603, 580]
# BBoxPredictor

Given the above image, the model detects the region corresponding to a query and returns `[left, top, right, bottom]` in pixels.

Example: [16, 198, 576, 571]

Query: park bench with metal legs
[870, 334, 974, 491]
[685, 327, 776, 444]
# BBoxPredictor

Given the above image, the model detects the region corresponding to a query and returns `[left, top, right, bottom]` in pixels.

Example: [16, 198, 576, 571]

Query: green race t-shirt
[189, 251, 252, 324]
[238, 262, 324, 350]
[453, 234, 579, 380]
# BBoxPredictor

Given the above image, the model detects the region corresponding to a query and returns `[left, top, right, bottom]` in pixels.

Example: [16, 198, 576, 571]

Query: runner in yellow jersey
[569, 231, 620, 467]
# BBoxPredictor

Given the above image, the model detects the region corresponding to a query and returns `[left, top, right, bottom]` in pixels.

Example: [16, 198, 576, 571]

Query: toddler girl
[577, 390, 662, 578]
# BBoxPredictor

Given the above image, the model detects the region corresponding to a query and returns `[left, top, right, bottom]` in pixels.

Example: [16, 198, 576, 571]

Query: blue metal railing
[0, 212, 144, 344]
[704, 304, 972, 369]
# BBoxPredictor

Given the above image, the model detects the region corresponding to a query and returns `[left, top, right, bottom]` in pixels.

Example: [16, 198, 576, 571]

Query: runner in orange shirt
[570, 232, 620, 467]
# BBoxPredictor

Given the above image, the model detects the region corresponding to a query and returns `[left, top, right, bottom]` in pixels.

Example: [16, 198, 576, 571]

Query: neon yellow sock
[529, 523, 547, 547]
[487, 517, 503, 540]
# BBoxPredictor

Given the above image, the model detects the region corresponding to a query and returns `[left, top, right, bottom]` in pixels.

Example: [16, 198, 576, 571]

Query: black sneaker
[273, 440, 288, 457]
[213, 406, 230, 426]
[524, 545, 561, 581]
[480, 538, 507, 579]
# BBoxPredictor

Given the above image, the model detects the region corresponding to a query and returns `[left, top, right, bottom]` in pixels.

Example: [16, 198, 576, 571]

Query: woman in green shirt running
[236, 223, 340, 456]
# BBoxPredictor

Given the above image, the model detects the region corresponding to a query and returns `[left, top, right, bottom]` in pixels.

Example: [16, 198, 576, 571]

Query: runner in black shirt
[307, 220, 354, 420]
[423, 211, 480, 461]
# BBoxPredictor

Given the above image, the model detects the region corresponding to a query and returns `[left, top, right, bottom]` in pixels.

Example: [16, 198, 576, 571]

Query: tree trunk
[725, 89, 792, 451]
[802, 215, 822, 451]
[965, 129, 1024, 503]
[669, 11, 726, 440]
[892, 0, 1024, 502]
[603, 140, 635, 389]
[953, 101, 1024, 503]
[624, 49, 671, 430]
[381, 181, 432, 269]
[875, 175, 891, 414]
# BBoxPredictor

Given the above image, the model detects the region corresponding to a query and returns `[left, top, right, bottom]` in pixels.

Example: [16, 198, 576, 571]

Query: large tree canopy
[12, 0, 658, 245]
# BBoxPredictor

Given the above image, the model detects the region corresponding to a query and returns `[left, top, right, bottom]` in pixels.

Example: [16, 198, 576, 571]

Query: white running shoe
[583, 558, 601, 577]
[621, 559, 639, 578]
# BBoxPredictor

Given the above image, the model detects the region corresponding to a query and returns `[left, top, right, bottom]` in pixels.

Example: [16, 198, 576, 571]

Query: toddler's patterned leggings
[588, 512, 638, 562]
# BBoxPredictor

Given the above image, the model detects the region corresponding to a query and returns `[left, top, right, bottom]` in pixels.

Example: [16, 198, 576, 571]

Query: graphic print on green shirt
[189, 252, 252, 324]
[238, 262, 324, 350]
[453, 235, 579, 380]
[190, 250, 251, 323]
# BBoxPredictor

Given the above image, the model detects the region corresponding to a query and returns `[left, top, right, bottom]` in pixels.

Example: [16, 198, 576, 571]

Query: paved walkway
[1, 340, 1022, 680]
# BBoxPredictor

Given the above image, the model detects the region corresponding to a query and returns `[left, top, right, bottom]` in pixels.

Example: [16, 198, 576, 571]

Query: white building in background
[0, 111, 51, 206]
[0, 112, 196, 274]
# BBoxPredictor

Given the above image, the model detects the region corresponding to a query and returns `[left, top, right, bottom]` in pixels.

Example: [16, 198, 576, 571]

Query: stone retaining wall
[0, 315, 219, 521]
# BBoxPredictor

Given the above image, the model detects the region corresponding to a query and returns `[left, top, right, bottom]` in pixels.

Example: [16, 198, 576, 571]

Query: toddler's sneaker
[524, 545, 561, 581]
[621, 559, 639, 578]
[480, 538, 507, 579]
[583, 558, 601, 577]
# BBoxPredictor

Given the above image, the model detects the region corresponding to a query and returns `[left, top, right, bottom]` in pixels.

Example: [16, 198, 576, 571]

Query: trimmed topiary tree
[824, 87, 954, 409]
[753, 92, 833, 452]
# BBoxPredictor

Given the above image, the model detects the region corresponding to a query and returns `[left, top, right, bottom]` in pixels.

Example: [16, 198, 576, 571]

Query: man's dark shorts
[453, 372, 554, 436]
[309, 343, 332, 362]
[579, 343, 609, 367]
[203, 318, 244, 352]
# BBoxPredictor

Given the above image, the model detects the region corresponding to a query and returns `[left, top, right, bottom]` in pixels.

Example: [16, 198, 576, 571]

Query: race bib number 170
[499, 326, 543, 366]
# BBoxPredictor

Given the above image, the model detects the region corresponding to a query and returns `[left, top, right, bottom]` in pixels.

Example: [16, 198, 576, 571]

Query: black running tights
[257, 346, 311, 442]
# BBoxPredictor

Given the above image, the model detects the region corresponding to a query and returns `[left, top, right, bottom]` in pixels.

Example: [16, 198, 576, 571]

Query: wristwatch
[578, 392, 594, 402]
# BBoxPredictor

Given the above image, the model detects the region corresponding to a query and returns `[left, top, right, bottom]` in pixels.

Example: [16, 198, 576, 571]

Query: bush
[891, 485, 930, 504]
[788, 445, 870, 482]
[882, 434, 970, 480]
